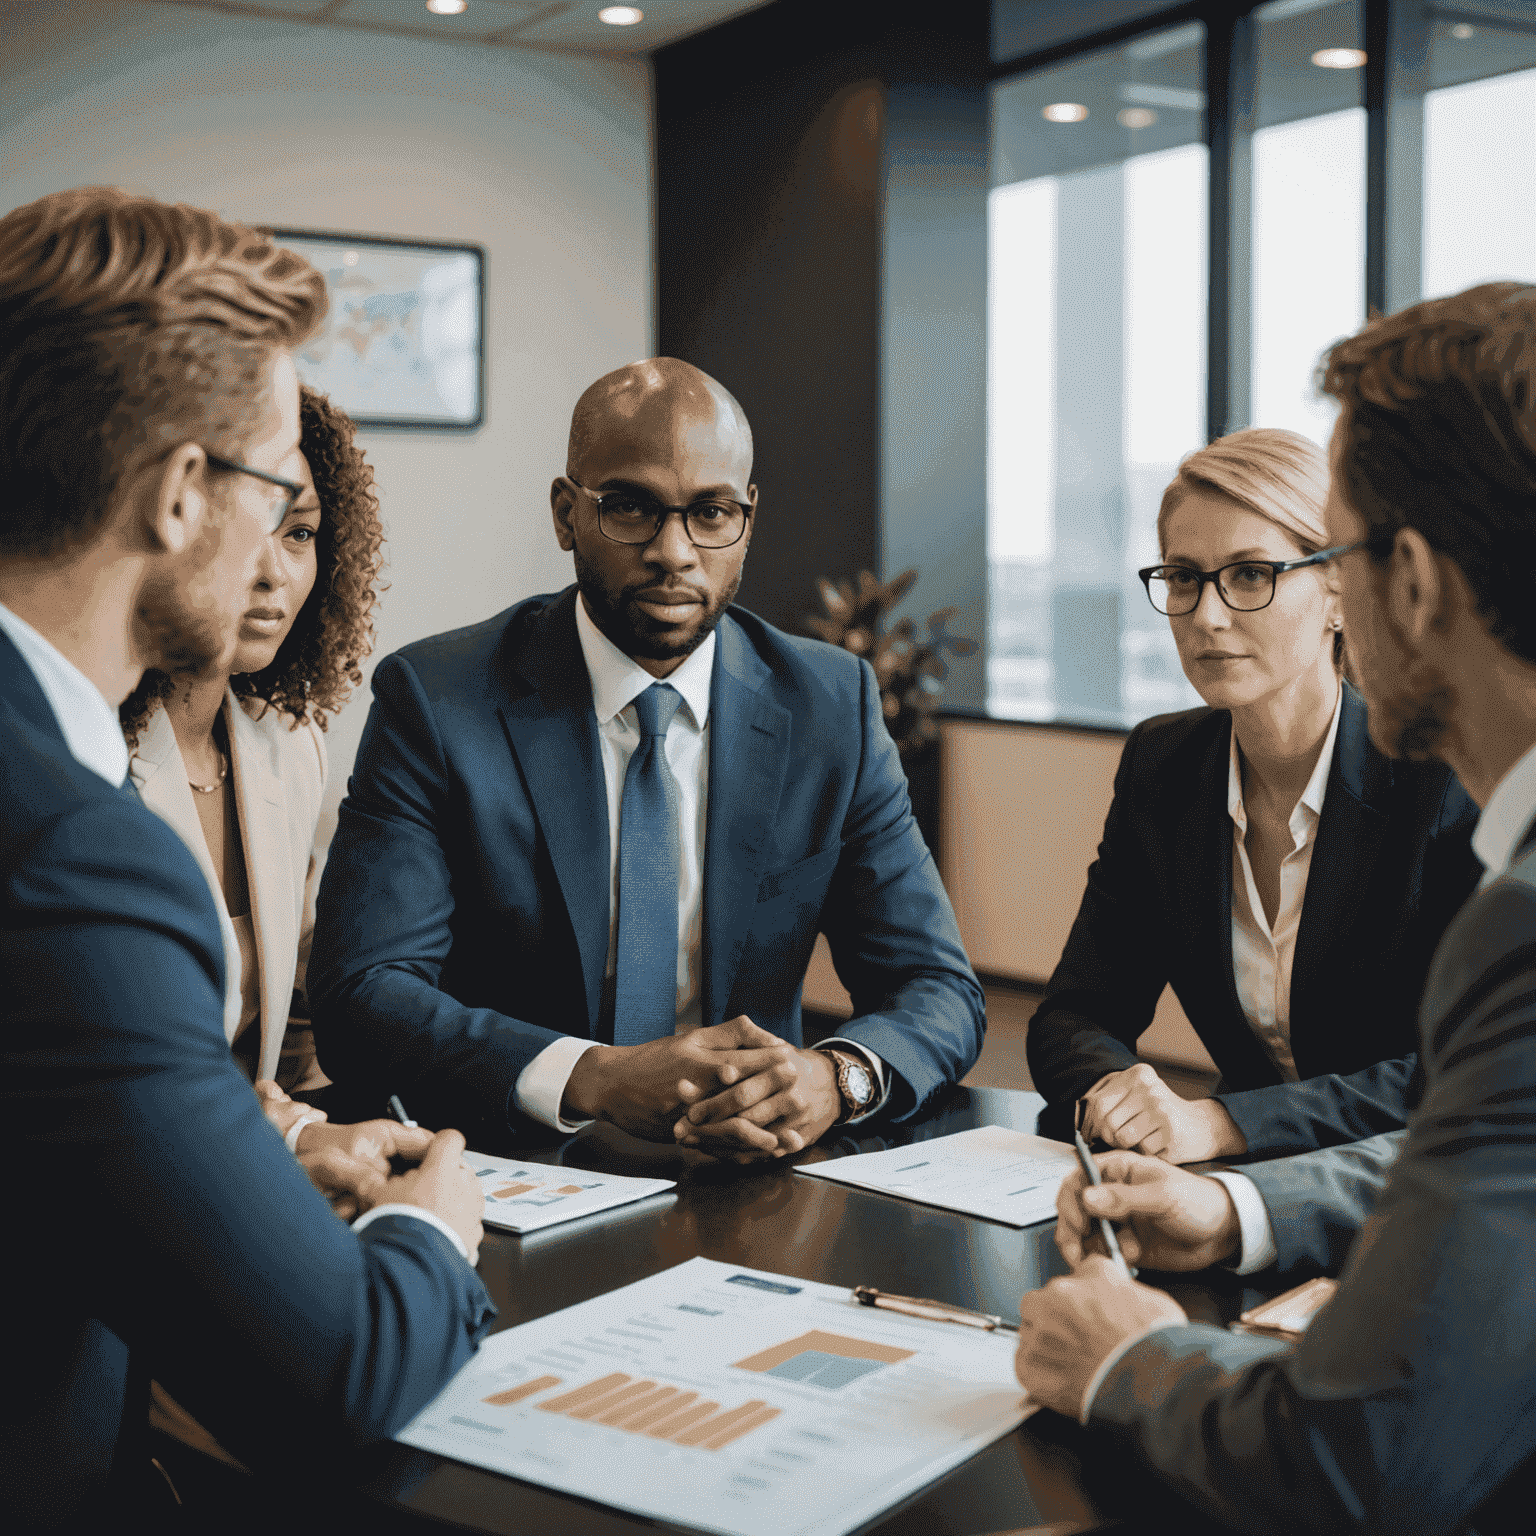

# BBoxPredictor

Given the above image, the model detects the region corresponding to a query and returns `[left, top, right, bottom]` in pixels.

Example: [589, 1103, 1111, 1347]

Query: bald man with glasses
[310, 358, 984, 1160]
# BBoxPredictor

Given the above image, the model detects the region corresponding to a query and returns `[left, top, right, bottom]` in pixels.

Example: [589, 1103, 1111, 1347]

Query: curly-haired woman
[121, 384, 384, 1133]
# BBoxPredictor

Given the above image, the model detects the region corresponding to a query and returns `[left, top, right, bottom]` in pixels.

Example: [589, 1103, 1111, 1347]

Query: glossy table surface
[358, 1087, 1267, 1535]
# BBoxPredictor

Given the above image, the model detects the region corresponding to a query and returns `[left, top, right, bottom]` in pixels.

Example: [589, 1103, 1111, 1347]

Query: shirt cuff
[283, 1111, 325, 1155]
[815, 1039, 889, 1123]
[514, 1036, 604, 1131]
[1079, 1320, 1189, 1424]
[353, 1203, 471, 1263]
[1207, 1170, 1279, 1275]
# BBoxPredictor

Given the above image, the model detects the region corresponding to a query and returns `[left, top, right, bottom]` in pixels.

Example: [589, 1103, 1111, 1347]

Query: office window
[1422, 15, 1536, 297]
[1250, 0, 1365, 443]
[984, 0, 1536, 735]
[989, 21, 1207, 726]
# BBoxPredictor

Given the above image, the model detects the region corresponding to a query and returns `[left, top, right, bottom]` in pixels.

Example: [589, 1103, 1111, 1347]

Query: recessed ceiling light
[426, 0, 467, 13]
[1117, 107, 1157, 129]
[1311, 47, 1367, 69]
[599, 5, 644, 22]
[1450, 23, 1475, 40]
[1042, 102, 1089, 124]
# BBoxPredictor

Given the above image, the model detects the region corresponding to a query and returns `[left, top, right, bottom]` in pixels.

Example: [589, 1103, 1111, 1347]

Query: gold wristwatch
[825, 1048, 875, 1123]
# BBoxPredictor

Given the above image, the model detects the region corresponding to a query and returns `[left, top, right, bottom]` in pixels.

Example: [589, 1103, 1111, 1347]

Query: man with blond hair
[0, 188, 492, 1530]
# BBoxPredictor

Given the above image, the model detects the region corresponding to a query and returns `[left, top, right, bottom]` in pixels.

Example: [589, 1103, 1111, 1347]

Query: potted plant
[803, 568, 976, 855]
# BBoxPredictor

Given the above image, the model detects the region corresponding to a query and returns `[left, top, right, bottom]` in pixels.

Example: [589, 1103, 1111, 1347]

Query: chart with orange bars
[397, 1257, 1030, 1536]
[463, 1149, 674, 1234]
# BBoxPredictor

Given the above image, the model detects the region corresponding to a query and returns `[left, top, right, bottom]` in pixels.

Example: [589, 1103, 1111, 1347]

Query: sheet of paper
[396, 1256, 1030, 1536]
[465, 1150, 674, 1234]
[793, 1125, 1080, 1227]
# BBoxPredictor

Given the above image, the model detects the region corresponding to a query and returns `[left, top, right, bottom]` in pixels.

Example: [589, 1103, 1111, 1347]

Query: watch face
[845, 1062, 873, 1104]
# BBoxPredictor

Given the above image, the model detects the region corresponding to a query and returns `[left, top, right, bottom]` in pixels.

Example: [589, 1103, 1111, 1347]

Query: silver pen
[1074, 1098, 1137, 1280]
[852, 1284, 1018, 1333]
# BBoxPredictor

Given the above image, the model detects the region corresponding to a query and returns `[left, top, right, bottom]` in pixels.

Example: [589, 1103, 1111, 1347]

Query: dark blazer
[309, 587, 984, 1140]
[0, 631, 494, 1531]
[1087, 832, 1536, 1536]
[1027, 683, 1481, 1153]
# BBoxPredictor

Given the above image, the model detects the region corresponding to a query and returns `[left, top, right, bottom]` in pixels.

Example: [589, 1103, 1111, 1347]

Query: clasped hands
[561, 1015, 845, 1163]
[255, 1081, 485, 1261]
[1014, 1149, 1244, 1417]
[1080, 1062, 1248, 1163]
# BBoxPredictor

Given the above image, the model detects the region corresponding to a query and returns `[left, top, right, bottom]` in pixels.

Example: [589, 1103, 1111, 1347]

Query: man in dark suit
[1014, 282, 1536, 1534]
[310, 358, 983, 1157]
[1, 189, 493, 1531]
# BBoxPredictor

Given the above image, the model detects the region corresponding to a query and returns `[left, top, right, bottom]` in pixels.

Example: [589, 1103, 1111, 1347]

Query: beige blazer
[130, 691, 328, 1090]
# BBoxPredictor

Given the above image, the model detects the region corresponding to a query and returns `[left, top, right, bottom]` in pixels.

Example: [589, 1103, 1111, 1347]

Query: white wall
[1, 1, 654, 841]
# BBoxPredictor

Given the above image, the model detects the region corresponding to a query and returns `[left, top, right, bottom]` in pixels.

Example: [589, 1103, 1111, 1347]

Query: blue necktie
[614, 683, 684, 1047]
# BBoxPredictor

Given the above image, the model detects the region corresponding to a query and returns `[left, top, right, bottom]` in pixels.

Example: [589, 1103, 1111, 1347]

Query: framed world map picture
[270, 228, 485, 431]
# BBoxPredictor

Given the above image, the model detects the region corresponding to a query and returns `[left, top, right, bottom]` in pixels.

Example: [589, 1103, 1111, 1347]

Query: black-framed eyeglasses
[1139, 542, 1367, 617]
[570, 480, 751, 550]
[203, 451, 305, 533]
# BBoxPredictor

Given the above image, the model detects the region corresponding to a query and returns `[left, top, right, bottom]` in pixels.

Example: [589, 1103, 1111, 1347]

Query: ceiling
[136, 0, 776, 55]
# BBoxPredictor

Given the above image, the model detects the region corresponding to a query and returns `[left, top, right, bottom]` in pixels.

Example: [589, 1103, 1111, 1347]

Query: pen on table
[853, 1284, 1018, 1334]
[1074, 1098, 1136, 1280]
[388, 1095, 417, 1129]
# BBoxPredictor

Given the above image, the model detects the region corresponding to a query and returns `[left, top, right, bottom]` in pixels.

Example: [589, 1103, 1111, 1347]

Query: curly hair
[120, 384, 386, 743]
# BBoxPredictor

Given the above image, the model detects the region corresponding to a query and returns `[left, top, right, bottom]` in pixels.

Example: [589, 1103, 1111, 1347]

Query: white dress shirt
[1472, 737, 1536, 887]
[0, 602, 129, 787]
[1199, 735, 1536, 1288]
[1227, 684, 1343, 1081]
[513, 592, 887, 1131]
[0, 605, 466, 1259]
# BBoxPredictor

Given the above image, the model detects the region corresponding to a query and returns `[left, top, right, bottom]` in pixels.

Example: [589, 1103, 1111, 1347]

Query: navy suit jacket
[1086, 832, 1536, 1535]
[0, 631, 493, 1531]
[309, 587, 984, 1140]
[1027, 683, 1481, 1153]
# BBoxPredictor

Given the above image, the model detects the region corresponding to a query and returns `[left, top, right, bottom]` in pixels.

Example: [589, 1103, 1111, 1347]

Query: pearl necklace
[188, 749, 229, 795]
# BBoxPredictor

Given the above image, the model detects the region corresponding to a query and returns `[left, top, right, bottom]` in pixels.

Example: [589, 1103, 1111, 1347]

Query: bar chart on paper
[396, 1257, 1029, 1536]
[464, 1150, 674, 1233]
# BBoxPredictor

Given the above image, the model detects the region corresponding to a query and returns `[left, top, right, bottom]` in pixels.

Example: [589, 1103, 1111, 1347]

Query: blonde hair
[0, 186, 326, 557]
[1158, 427, 1329, 556]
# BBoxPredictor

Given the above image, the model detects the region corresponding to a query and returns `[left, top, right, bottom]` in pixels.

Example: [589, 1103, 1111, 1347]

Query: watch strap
[826, 1048, 874, 1124]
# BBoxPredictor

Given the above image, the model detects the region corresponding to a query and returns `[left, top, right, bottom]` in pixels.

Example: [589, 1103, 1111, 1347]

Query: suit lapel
[131, 705, 245, 1044]
[1177, 716, 1244, 1026]
[226, 695, 297, 1083]
[497, 591, 611, 1036]
[0, 629, 61, 737]
[1172, 714, 1281, 1088]
[702, 616, 791, 1027]
[1289, 683, 1390, 1038]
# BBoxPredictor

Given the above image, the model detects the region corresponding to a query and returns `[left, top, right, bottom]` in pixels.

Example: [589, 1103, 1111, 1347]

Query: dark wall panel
[656, 2, 888, 633]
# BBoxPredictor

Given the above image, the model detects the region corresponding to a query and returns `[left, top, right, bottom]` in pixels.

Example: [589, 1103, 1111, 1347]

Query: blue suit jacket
[1028, 683, 1481, 1153]
[309, 587, 984, 1139]
[1086, 835, 1536, 1535]
[0, 631, 494, 1531]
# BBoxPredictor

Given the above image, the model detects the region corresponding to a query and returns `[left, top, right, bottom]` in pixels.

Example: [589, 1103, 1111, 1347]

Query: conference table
[357, 1085, 1271, 1535]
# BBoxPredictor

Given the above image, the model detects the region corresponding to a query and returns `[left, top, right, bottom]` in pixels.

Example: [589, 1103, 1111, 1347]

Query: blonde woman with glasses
[1027, 428, 1481, 1162]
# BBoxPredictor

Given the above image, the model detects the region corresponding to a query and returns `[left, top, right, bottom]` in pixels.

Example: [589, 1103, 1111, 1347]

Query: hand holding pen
[1072, 1098, 1137, 1279]
[1055, 1119, 1246, 1274]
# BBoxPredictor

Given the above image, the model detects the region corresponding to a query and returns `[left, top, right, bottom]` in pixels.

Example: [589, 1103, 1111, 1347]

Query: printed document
[794, 1125, 1080, 1227]
[465, 1150, 674, 1234]
[396, 1256, 1030, 1536]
